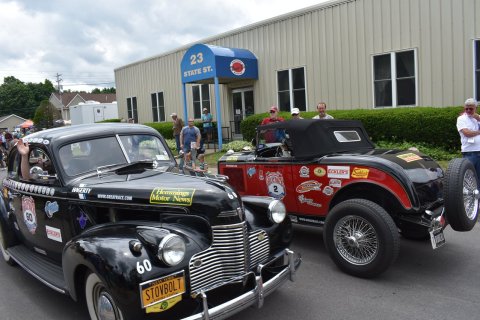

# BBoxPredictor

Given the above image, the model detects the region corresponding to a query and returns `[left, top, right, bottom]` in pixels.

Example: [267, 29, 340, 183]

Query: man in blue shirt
[201, 108, 213, 141]
[180, 118, 201, 165]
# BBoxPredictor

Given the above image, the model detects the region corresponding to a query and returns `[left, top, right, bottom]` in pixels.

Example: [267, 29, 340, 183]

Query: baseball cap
[203, 108, 208, 112]
[291, 108, 300, 115]
[269, 106, 278, 112]
[170, 113, 177, 117]
[465, 98, 478, 106]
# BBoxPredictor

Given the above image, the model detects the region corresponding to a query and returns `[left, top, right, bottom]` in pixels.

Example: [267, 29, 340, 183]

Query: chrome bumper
[183, 248, 301, 320]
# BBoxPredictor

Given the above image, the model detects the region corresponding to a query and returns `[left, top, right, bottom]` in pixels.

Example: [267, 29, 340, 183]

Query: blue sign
[181, 44, 258, 83]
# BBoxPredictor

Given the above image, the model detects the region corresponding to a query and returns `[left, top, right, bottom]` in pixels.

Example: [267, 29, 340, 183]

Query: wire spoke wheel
[462, 168, 479, 221]
[333, 215, 379, 265]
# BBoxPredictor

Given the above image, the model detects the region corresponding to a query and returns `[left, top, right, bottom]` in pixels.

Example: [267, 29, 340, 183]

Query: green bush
[97, 118, 122, 123]
[145, 121, 215, 140]
[221, 140, 253, 152]
[164, 139, 177, 152]
[241, 106, 463, 152]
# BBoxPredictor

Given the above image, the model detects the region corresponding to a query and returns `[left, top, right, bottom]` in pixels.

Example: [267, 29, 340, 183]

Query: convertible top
[257, 119, 375, 159]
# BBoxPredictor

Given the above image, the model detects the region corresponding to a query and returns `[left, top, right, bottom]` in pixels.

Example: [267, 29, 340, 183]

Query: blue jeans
[463, 152, 480, 183]
[174, 134, 181, 154]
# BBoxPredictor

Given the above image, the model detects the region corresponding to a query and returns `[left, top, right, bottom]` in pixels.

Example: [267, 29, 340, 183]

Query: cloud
[0, 0, 326, 91]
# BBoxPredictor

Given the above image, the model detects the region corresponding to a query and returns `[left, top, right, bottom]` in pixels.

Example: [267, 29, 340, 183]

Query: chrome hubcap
[95, 289, 121, 320]
[334, 215, 378, 265]
[462, 169, 479, 220]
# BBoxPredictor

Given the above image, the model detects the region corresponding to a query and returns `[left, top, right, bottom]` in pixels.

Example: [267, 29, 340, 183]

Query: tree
[33, 100, 62, 129]
[91, 87, 116, 94]
[0, 76, 55, 119]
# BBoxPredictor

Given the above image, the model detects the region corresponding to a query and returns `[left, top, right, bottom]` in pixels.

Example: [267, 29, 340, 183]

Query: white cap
[291, 108, 300, 115]
[170, 113, 177, 117]
[465, 98, 478, 106]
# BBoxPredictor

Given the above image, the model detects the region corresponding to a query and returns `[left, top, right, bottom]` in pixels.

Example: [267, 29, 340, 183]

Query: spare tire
[443, 158, 479, 231]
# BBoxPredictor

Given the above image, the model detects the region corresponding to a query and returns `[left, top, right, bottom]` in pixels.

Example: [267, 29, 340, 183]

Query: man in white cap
[171, 113, 184, 154]
[291, 108, 303, 119]
[457, 98, 480, 181]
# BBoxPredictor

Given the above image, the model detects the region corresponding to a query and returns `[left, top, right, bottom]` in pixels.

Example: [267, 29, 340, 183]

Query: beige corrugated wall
[115, 0, 480, 125]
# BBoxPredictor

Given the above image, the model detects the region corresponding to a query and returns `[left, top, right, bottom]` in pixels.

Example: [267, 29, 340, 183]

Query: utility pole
[55, 73, 63, 119]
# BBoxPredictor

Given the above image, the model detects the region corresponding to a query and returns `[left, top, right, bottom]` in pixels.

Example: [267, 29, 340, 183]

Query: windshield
[59, 135, 171, 176]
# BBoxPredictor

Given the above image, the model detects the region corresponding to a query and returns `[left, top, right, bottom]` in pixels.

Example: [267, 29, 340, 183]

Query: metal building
[114, 0, 480, 139]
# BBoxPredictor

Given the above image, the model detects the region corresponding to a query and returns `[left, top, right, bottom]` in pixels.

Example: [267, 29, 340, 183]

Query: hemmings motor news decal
[150, 188, 195, 206]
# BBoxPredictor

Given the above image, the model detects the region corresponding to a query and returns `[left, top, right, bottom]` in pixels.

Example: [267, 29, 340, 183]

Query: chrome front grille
[189, 222, 270, 295]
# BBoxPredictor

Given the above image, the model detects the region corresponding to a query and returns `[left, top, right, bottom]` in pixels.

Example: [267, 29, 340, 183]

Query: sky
[0, 0, 330, 92]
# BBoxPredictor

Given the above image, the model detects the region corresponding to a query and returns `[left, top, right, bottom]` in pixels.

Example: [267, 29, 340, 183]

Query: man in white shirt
[457, 98, 480, 181]
[312, 102, 334, 119]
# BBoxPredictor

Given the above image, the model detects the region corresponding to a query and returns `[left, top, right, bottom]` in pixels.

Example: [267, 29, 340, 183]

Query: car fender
[62, 221, 209, 307]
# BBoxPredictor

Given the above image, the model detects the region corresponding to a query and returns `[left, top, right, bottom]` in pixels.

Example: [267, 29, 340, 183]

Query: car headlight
[268, 200, 287, 224]
[158, 234, 186, 266]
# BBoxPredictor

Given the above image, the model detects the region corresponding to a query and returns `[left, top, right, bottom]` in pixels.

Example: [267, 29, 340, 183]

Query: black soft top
[257, 119, 375, 159]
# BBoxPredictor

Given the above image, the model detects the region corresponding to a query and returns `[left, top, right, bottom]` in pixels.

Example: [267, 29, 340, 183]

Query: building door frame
[231, 87, 254, 139]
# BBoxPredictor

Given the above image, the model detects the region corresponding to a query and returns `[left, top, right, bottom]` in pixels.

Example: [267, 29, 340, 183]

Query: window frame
[372, 49, 418, 108]
[192, 84, 211, 119]
[474, 39, 480, 101]
[126, 97, 138, 123]
[151, 91, 165, 122]
[276, 66, 307, 112]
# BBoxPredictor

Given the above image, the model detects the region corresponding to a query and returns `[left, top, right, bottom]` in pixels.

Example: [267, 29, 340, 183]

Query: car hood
[67, 166, 242, 219]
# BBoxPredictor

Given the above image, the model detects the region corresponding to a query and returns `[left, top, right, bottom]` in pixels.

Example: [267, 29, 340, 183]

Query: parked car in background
[0, 123, 300, 320]
[218, 119, 477, 278]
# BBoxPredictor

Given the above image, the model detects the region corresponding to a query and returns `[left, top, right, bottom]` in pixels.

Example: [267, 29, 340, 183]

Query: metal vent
[189, 222, 270, 295]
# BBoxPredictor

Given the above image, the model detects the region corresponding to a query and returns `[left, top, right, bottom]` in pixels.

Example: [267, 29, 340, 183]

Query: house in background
[0, 114, 26, 132]
[49, 93, 116, 121]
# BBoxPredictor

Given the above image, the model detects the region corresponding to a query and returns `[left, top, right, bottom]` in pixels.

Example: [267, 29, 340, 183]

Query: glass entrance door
[232, 88, 254, 136]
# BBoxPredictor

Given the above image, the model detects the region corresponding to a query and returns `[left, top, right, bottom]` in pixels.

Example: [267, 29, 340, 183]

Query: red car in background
[218, 119, 478, 278]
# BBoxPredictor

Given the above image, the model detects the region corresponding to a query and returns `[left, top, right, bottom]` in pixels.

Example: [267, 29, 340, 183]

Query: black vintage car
[0, 123, 300, 320]
[218, 119, 478, 277]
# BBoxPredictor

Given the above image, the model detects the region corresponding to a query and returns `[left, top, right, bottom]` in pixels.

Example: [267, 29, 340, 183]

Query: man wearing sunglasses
[457, 98, 480, 181]
[261, 106, 284, 125]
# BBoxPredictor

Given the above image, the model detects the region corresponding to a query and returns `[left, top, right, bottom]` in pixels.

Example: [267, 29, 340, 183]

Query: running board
[7, 245, 68, 295]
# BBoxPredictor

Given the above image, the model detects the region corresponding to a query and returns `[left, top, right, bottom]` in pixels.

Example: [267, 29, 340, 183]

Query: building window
[192, 84, 210, 119]
[373, 50, 416, 108]
[475, 40, 480, 101]
[126, 97, 138, 123]
[277, 67, 306, 112]
[151, 92, 165, 122]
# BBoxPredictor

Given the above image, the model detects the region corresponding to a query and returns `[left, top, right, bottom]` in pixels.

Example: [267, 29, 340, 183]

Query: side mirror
[251, 138, 257, 147]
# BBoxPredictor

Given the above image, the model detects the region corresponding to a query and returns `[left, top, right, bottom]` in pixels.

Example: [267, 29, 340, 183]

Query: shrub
[240, 106, 463, 152]
[221, 140, 253, 152]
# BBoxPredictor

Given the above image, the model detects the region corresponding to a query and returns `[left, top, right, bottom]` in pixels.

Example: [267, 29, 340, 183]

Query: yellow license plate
[140, 271, 185, 308]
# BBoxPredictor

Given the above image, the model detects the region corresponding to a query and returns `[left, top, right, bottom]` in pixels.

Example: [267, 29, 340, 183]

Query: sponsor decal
[230, 59, 246, 76]
[313, 167, 326, 177]
[397, 152, 422, 162]
[323, 186, 334, 196]
[44, 201, 59, 218]
[150, 188, 195, 206]
[225, 164, 238, 167]
[327, 166, 350, 179]
[247, 167, 256, 178]
[295, 180, 322, 193]
[46, 225, 62, 242]
[146, 295, 182, 314]
[351, 167, 369, 178]
[97, 194, 133, 201]
[299, 166, 310, 178]
[72, 184, 91, 199]
[259, 169, 264, 181]
[329, 179, 342, 188]
[22, 137, 50, 145]
[266, 172, 286, 200]
[298, 195, 322, 208]
[77, 209, 89, 230]
[2, 187, 8, 199]
[22, 196, 37, 234]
